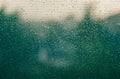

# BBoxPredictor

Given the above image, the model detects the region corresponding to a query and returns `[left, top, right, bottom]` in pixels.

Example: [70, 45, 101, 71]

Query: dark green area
[0, 6, 120, 79]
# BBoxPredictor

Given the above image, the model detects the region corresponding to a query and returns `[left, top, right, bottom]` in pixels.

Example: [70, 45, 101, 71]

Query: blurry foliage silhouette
[0, 7, 40, 79]
[0, 5, 120, 79]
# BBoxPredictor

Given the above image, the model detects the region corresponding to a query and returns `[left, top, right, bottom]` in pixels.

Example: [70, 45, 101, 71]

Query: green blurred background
[0, 5, 120, 79]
